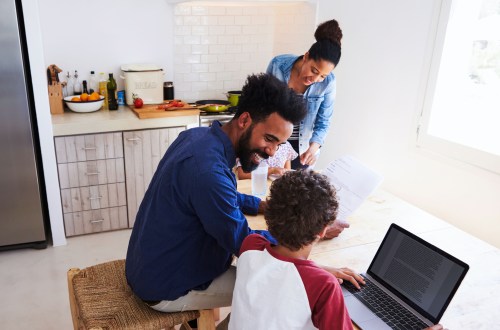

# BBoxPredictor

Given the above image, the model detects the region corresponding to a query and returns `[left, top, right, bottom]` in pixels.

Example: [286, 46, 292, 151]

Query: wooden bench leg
[67, 268, 81, 330]
[197, 309, 215, 330]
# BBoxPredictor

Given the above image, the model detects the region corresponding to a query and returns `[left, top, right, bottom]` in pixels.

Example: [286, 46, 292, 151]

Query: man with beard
[126, 73, 361, 316]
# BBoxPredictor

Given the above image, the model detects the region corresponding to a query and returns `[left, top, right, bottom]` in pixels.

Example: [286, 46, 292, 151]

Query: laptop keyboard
[343, 276, 429, 330]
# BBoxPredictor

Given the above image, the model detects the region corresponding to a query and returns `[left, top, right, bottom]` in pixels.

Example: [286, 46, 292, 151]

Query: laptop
[342, 223, 469, 330]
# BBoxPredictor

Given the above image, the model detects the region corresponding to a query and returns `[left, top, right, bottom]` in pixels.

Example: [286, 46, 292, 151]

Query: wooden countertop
[51, 105, 200, 136]
[237, 179, 500, 329]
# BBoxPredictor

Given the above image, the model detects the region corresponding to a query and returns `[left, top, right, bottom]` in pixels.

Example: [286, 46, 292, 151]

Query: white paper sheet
[321, 155, 383, 223]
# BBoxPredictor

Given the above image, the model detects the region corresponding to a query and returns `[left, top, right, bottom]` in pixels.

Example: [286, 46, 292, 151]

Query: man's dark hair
[234, 73, 306, 125]
[265, 171, 338, 251]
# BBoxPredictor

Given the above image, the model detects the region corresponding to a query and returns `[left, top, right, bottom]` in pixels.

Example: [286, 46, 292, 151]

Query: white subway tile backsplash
[184, 73, 201, 82]
[209, 63, 225, 72]
[184, 54, 201, 64]
[192, 45, 209, 55]
[241, 26, 256, 35]
[209, 45, 226, 55]
[175, 5, 191, 16]
[192, 64, 209, 73]
[173, 2, 316, 100]
[184, 16, 201, 26]
[175, 17, 183, 26]
[225, 45, 242, 54]
[224, 62, 241, 72]
[217, 54, 236, 63]
[191, 6, 208, 16]
[234, 35, 251, 45]
[209, 26, 226, 36]
[183, 35, 201, 45]
[217, 16, 235, 26]
[251, 15, 268, 25]
[208, 6, 226, 16]
[199, 72, 217, 82]
[236, 16, 251, 26]
[192, 26, 210, 36]
[175, 26, 192, 36]
[218, 35, 234, 45]
[200, 36, 218, 45]
[224, 26, 242, 35]
[217, 72, 233, 81]
[202, 54, 218, 64]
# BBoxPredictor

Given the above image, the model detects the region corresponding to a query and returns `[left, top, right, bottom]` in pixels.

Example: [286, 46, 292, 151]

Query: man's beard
[237, 125, 268, 173]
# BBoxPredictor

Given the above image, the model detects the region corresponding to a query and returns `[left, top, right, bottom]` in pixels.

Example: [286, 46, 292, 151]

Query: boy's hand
[320, 265, 365, 289]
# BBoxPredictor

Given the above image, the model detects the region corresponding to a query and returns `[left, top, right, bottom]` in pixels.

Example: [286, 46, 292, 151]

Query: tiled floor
[0, 229, 232, 329]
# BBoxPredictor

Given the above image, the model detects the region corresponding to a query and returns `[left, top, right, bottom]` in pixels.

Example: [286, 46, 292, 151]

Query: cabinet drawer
[63, 206, 128, 237]
[60, 182, 126, 214]
[58, 158, 125, 189]
[54, 132, 123, 164]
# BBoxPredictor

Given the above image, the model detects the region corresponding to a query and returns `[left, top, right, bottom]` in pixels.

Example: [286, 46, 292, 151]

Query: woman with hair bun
[267, 19, 342, 170]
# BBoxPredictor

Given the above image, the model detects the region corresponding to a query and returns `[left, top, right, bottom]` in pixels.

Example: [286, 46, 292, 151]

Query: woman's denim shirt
[267, 54, 336, 155]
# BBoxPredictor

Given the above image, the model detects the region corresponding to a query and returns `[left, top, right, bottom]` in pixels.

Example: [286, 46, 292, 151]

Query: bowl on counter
[64, 95, 104, 113]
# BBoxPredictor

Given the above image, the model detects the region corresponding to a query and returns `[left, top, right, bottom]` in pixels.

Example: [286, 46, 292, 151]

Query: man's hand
[320, 265, 365, 289]
[424, 325, 446, 330]
[323, 221, 350, 239]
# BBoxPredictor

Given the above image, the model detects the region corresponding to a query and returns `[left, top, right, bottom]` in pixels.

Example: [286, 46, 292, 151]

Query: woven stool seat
[67, 259, 214, 330]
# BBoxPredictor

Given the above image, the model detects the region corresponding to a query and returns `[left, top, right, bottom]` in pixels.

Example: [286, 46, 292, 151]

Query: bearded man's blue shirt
[126, 121, 275, 301]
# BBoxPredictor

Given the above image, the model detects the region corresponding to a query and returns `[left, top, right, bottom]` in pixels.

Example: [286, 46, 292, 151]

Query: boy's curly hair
[265, 171, 338, 251]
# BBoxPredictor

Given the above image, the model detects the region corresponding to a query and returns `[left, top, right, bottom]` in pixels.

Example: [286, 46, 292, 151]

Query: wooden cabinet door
[124, 127, 184, 227]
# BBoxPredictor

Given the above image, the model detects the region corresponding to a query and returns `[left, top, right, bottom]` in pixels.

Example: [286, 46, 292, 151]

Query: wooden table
[237, 180, 500, 329]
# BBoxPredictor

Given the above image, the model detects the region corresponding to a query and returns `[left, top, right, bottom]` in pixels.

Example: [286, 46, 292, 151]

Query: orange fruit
[88, 92, 100, 101]
[71, 96, 81, 102]
[80, 93, 89, 102]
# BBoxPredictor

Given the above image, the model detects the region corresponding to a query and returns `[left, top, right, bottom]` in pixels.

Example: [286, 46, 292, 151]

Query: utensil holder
[48, 83, 64, 114]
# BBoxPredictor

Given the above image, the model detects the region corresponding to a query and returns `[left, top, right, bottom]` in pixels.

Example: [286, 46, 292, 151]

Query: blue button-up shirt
[267, 54, 336, 155]
[126, 122, 275, 301]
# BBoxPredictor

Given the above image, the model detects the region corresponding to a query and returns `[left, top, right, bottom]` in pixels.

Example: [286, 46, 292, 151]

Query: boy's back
[229, 234, 352, 330]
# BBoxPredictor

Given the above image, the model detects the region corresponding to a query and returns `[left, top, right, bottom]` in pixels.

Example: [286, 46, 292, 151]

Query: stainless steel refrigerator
[0, 0, 48, 250]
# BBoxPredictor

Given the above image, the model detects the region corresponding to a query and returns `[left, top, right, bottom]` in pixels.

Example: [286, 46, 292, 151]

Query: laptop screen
[367, 224, 469, 324]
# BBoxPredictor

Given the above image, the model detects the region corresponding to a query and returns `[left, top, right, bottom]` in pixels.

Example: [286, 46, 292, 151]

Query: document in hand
[321, 155, 383, 223]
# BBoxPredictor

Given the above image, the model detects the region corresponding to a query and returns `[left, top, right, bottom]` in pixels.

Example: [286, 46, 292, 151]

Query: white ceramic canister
[120, 64, 164, 105]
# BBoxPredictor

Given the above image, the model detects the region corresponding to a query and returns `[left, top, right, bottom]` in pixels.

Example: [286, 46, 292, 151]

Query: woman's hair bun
[314, 19, 343, 47]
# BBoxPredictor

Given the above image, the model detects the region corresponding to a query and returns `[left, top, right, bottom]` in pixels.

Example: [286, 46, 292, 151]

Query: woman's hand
[424, 325, 446, 330]
[320, 265, 365, 289]
[300, 142, 321, 166]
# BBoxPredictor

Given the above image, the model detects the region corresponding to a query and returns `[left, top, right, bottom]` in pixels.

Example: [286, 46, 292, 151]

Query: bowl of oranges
[64, 92, 104, 113]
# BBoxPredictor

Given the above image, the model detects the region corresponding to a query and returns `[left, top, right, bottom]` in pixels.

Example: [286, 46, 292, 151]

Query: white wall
[38, 0, 175, 90]
[316, 0, 500, 248]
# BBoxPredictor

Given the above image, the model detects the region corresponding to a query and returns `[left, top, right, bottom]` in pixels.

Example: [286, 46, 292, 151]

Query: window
[418, 0, 500, 173]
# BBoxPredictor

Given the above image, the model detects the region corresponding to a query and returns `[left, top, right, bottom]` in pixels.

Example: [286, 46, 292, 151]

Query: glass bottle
[73, 70, 82, 95]
[98, 72, 108, 109]
[82, 80, 89, 94]
[107, 73, 118, 110]
[65, 71, 74, 97]
[89, 71, 98, 94]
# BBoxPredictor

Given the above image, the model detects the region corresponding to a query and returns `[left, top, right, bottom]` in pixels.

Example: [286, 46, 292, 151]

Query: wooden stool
[67, 259, 215, 330]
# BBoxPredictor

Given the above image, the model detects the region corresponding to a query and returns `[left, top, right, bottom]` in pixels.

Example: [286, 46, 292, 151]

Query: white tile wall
[173, 2, 316, 102]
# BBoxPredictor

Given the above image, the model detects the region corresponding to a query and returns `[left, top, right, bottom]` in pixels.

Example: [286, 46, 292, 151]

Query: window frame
[416, 0, 500, 174]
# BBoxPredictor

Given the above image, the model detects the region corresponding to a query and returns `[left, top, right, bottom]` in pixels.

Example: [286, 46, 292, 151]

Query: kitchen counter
[51, 106, 200, 136]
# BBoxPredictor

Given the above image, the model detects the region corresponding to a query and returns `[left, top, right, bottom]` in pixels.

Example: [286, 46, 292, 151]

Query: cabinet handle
[90, 219, 104, 223]
[89, 195, 103, 200]
[126, 137, 141, 142]
[85, 172, 100, 176]
[82, 147, 97, 150]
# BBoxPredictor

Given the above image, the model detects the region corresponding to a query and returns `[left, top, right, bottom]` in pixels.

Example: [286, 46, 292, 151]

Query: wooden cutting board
[129, 100, 200, 119]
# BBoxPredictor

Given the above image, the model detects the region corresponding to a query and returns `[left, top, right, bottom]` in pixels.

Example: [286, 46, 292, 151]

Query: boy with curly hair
[228, 170, 354, 329]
